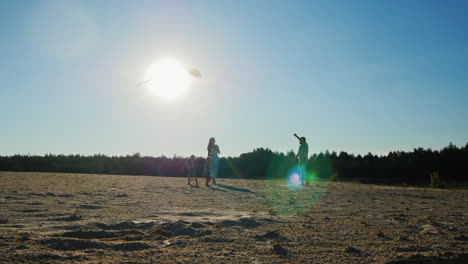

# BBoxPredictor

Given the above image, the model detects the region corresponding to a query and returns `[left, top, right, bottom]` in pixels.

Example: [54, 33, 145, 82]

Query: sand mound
[39, 238, 106, 250]
[148, 220, 212, 239]
[216, 217, 261, 228]
[93, 221, 155, 230]
[254, 229, 282, 241]
[112, 242, 150, 251]
[51, 214, 83, 221]
[60, 229, 145, 239]
[61, 230, 119, 239]
[199, 236, 235, 243]
[20, 253, 83, 261]
[17, 209, 48, 213]
[78, 204, 103, 209]
[39, 238, 151, 251]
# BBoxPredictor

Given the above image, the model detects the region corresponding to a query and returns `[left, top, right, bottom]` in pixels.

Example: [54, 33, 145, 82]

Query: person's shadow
[209, 186, 227, 192]
[216, 184, 255, 194]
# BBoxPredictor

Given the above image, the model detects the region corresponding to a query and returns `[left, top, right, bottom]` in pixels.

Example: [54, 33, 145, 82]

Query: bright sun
[144, 58, 192, 100]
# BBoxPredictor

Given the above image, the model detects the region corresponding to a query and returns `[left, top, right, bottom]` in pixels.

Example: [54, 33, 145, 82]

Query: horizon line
[1, 142, 465, 159]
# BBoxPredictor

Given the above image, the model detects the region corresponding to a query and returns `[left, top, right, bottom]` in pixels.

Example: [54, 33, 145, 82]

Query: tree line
[0, 143, 466, 185]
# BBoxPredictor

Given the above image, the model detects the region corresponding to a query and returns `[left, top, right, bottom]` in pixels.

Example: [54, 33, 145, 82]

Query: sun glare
[144, 58, 192, 100]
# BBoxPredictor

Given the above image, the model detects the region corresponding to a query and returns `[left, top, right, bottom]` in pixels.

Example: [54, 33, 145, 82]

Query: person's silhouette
[207, 137, 220, 184]
[294, 133, 309, 185]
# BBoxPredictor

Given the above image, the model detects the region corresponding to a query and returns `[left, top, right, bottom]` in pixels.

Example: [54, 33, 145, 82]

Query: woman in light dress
[207, 137, 220, 184]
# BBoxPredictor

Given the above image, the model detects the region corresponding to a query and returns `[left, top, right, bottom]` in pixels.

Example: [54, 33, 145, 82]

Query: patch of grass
[429, 171, 445, 189]
[350, 178, 361, 184]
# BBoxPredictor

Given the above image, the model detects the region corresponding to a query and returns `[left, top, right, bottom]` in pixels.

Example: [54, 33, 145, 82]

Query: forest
[0, 143, 466, 186]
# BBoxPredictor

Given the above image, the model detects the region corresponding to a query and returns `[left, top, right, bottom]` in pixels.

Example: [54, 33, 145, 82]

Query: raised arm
[293, 134, 301, 159]
[294, 133, 301, 141]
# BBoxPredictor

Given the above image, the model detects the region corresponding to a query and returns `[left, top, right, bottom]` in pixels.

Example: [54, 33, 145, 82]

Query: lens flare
[224, 158, 243, 179]
[306, 171, 318, 183]
[288, 170, 302, 188]
[263, 155, 333, 216]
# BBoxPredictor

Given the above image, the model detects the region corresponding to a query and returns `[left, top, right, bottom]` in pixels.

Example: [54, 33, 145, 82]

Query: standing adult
[294, 133, 309, 185]
[207, 137, 220, 184]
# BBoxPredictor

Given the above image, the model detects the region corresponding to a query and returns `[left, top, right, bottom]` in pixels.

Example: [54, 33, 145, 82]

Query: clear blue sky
[1, 0, 467, 157]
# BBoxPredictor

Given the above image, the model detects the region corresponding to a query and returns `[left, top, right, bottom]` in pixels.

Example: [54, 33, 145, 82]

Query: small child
[204, 156, 212, 187]
[185, 155, 198, 186]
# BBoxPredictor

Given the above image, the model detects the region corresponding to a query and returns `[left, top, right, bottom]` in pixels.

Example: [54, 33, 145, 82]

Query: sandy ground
[0, 171, 467, 263]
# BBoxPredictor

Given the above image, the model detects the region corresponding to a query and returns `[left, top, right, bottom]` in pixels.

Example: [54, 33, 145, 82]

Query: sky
[0, 0, 467, 157]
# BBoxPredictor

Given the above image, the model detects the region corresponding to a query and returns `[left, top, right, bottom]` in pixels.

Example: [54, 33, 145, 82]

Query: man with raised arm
[294, 133, 309, 185]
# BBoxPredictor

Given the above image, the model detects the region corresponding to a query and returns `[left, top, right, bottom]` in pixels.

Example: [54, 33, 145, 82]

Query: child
[185, 155, 198, 186]
[204, 156, 212, 187]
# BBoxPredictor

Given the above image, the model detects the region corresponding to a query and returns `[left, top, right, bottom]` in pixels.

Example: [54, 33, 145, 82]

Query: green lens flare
[263, 156, 332, 216]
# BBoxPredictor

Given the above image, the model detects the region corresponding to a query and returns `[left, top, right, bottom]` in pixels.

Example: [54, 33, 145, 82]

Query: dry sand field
[0, 171, 467, 263]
